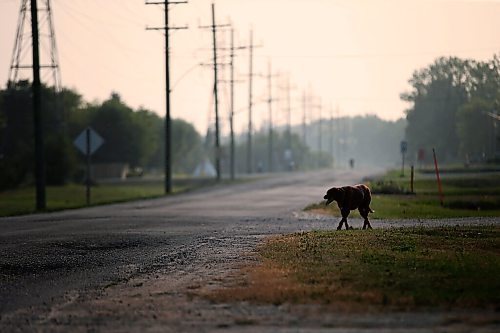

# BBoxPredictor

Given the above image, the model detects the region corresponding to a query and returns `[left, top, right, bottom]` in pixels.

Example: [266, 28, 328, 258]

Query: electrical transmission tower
[7, 0, 62, 211]
[8, 0, 61, 91]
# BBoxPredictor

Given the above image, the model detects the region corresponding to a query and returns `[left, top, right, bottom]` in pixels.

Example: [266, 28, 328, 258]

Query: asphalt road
[1, 168, 498, 332]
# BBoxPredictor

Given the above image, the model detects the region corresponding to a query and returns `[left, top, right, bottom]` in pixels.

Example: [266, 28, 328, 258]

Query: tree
[457, 97, 496, 161]
[171, 119, 204, 174]
[401, 55, 500, 163]
[402, 57, 471, 162]
[150, 118, 204, 175]
[0, 82, 80, 189]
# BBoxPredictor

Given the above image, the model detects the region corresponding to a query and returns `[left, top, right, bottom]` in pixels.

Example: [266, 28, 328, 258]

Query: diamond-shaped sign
[400, 140, 408, 154]
[74, 127, 104, 156]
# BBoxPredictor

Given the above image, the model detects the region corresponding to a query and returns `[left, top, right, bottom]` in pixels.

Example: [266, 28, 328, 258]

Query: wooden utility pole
[286, 77, 292, 152]
[318, 99, 322, 154]
[247, 29, 254, 174]
[302, 90, 307, 144]
[146, 0, 188, 193]
[229, 28, 235, 180]
[329, 104, 334, 159]
[226, 28, 262, 174]
[267, 61, 274, 172]
[211, 3, 221, 181]
[219, 25, 246, 180]
[31, 0, 46, 210]
[199, 5, 230, 181]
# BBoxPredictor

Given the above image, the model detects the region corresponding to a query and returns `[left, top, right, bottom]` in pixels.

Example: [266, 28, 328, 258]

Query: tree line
[7, 52, 492, 192]
[0, 82, 337, 191]
[402, 55, 500, 164]
[0, 82, 204, 190]
[302, 115, 406, 169]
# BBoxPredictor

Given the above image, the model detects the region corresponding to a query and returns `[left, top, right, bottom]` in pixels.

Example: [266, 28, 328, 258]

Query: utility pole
[302, 90, 307, 144]
[146, 0, 188, 194]
[31, 0, 45, 210]
[317, 98, 322, 154]
[199, 4, 230, 181]
[229, 28, 263, 174]
[221, 25, 246, 180]
[219, 26, 246, 180]
[211, 3, 221, 181]
[329, 104, 334, 163]
[265, 61, 279, 172]
[229, 28, 236, 180]
[230, 28, 261, 174]
[247, 29, 254, 174]
[285, 76, 292, 152]
[336, 106, 341, 165]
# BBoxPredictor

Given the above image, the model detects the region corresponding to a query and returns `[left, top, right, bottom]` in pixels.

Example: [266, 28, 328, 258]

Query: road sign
[400, 140, 408, 154]
[73, 127, 104, 206]
[74, 127, 104, 155]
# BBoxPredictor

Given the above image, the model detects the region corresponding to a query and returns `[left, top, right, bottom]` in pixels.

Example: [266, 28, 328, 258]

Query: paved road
[1, 169, 498, 332]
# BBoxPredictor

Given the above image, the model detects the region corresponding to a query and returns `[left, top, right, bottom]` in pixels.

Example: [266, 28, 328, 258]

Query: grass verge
[0, 178, 219, 217]
[305, 170, 500, 219]
[209, 226, 500, 310]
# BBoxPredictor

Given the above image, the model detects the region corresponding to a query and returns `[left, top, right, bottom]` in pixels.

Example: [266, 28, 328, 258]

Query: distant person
[349, 158, 355, 169]
[257, 161, 263, 173]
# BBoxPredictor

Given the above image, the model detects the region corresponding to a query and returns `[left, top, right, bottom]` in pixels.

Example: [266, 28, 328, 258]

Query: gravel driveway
[1, 169, 498, 332]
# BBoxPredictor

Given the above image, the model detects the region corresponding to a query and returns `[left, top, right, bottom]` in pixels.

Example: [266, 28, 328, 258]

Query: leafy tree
[401, 55, 500, 163]
[401, 57, 469, 162]
[89, 93, 139, 166]
[0, 82, 79, 189]
[171, 119, 204, 174]
[457, 97, 496, 161]
[151, 118, 204, 174]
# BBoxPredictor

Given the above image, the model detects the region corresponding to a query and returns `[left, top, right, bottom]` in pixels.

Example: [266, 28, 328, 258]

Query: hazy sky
[0, 0, 499, 135]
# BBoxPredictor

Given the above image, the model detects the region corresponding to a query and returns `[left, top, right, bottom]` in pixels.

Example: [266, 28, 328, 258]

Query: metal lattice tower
[8, 0, 61, 91]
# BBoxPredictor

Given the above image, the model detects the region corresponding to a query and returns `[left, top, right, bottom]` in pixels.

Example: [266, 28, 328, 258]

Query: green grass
[306, 169, 500, 219]
[218, 226, 500, 309]
[0, 183, 163, 216]
[0, 179, 217, 217]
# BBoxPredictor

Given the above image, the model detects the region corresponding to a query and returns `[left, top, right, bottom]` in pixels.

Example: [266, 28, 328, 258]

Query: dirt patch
[3, 229, 496, 333]
[209, 227, 500, 310]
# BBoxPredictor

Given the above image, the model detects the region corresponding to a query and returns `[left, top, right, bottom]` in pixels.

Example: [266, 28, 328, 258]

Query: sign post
[74, 127, 104, 205]
[400, 140, 408, 177]
[432, 148, 444, 206]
